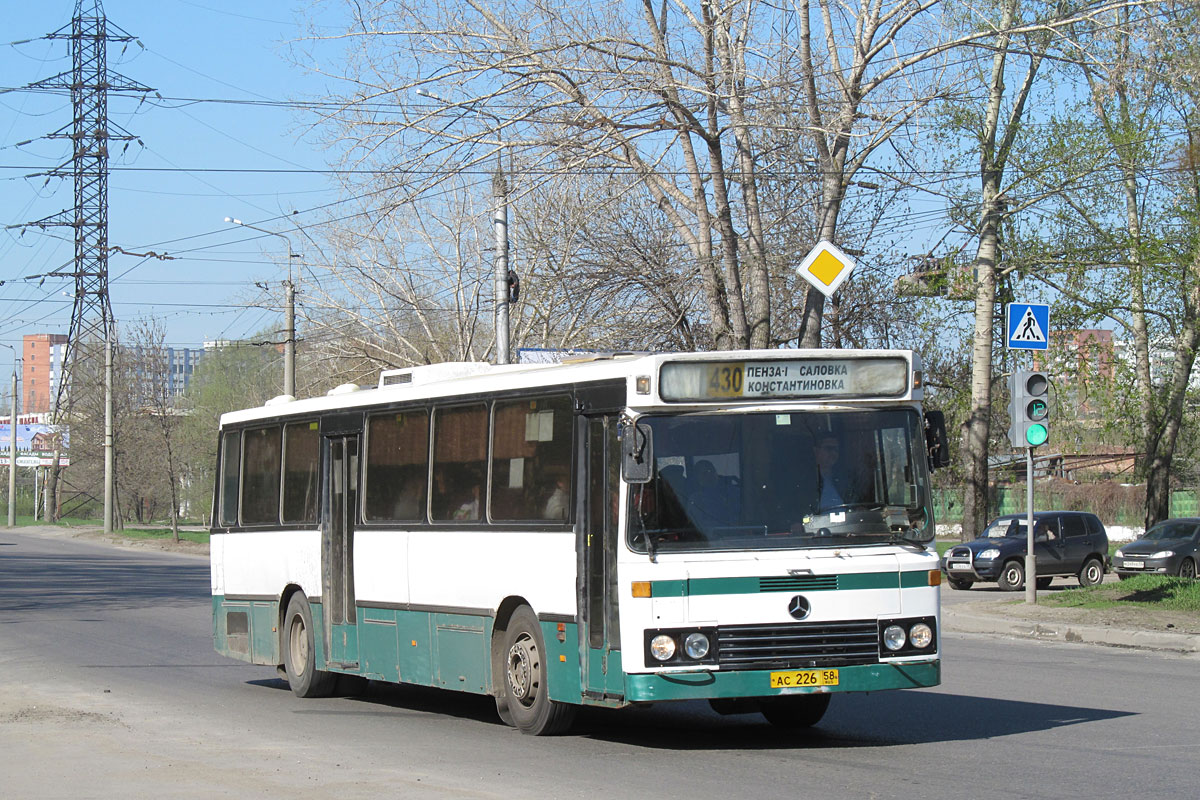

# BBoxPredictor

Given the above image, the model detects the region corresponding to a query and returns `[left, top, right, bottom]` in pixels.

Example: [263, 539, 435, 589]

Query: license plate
[948, 562, 971, 571]
[769, 669, 839, 689]
[1123, 560, 1144, 569]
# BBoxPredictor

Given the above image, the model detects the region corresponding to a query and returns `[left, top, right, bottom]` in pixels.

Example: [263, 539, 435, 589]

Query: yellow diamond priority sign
[796, 241, 856, 298]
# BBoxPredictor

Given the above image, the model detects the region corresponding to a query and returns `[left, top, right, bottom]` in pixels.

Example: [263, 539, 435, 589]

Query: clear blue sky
[0, 0, 347, 380]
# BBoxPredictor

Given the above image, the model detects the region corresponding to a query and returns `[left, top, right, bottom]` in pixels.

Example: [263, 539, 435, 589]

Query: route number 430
[706, 364, 744, 397]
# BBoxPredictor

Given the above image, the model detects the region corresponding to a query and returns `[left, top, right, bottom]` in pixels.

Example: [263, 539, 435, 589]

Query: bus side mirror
[621, 422, 653, 483]
[924, 410, 950, 470]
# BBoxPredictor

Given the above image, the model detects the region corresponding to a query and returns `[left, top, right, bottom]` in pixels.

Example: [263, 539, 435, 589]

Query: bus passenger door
[581, 415, 623, 700]
[322, 431, 360, 668]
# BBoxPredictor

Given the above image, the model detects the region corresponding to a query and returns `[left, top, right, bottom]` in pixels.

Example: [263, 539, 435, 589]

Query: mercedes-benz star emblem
[787, 595, 811, 620]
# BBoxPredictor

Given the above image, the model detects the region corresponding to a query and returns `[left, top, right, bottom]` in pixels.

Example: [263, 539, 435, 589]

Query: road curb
[944, 608, 1200, 655]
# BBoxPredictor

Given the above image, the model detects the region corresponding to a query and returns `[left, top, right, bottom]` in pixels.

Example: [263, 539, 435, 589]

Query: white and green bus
[211, 349, 948, 735]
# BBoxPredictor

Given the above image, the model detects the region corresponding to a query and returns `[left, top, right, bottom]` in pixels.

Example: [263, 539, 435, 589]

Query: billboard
[0, 412, 70, 466]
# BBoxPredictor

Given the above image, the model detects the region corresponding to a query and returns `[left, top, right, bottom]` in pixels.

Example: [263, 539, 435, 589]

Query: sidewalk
[942, 598, 1200, 655]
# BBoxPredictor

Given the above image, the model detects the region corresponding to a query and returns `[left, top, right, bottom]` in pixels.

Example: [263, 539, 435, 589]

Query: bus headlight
[684, 632, 710, 659]
[909, 622, 933, 649]
[878, 617, 937, 657]
[649, 634, 677, 661]
[645, 627, 718, 665]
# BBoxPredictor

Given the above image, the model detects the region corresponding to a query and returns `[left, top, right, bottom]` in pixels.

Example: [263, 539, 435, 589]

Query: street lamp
[413, 88, 513, 365]
[0, 343, 17, 528]
[225, 217, 300, 397]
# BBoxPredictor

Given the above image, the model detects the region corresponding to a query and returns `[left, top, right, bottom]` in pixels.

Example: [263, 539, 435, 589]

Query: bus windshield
[628, 409, 933, 553]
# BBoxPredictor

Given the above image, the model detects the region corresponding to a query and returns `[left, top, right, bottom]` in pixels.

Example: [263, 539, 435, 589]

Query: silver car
[1113, 518, 1200, 580]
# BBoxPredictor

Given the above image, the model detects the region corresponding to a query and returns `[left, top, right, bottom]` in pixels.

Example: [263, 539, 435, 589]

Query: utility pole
[225, 218, 300, 397]
[14, 0, 152, 530]
[493, 169, 511, 365]
[414, 88, 514, 365]
[284, 280, 296, 397]
[8, 364, 16, 528]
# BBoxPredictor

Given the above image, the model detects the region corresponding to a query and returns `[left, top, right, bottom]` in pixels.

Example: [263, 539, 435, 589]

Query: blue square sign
[1006, 303, 1049, 350]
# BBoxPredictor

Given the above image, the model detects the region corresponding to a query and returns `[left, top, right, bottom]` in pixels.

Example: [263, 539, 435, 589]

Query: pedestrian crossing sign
[1006, 303, 1050, 350]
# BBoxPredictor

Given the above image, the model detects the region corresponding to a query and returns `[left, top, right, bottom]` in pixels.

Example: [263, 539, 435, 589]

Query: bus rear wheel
[498, 606, 576, 736]
[759, 694, 832, 728]
[283, 593, 337, 698]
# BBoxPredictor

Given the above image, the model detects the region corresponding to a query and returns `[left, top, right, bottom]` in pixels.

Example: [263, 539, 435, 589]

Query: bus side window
[282, 422, 319, 524]
[241, 426, 282, 525]
[219, 430, 241, 527]
[491, 395, 573, 521]
[431, 404, 488, 522]
[364, 410, 430, 522]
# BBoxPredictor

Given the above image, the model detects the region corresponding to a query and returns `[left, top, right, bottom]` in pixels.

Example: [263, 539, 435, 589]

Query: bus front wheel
[283, 593, 337, 698]
[759, 694, 832, 728]
[498, 606, 576, 735]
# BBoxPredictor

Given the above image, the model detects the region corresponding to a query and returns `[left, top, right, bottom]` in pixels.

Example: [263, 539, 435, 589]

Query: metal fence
[933, 487, 1199, 526]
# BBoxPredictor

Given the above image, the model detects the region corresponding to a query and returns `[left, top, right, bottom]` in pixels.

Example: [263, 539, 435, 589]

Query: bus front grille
[716, 620, 879, 669]
[758, 575, 839, 592]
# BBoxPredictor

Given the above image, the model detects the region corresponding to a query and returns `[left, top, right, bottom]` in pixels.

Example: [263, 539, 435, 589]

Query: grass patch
[117, 527, 210, 545]
[934, 539, 957, 558]
[1043, 575, 1200, 612]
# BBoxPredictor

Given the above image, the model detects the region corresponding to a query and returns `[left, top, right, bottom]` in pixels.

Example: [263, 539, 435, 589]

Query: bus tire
[499, 606, 576, 735]
[283, 593, 337, 698]
[759, 693, 832, 728]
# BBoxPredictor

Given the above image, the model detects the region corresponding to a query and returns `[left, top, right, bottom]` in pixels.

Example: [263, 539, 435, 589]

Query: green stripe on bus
[650, 570, 932, 597]
[624, 660, 939, 702]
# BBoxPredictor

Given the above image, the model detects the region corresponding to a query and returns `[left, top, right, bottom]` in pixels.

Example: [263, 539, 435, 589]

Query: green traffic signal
[1008, 369, 1051, 449]
[1025, 423, 1048, 447]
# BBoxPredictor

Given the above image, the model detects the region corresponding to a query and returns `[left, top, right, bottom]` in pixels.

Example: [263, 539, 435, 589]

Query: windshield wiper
[819, 502, 888, 515]
[638, 527, 689, 562]
[889, 528, 930, 551]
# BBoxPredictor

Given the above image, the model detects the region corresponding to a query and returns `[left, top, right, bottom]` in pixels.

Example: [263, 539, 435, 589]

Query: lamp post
[0, 343, 18, 528]
[225, 217, 300, 397]
[414, 88, 512, 365]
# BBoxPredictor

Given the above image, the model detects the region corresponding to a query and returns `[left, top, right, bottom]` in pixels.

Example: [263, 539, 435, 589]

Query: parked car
[1112, 518, 1200, 580]
[942, 511, 1108, 592]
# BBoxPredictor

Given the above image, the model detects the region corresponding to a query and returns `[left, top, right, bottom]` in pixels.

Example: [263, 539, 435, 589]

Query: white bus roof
[217, 349, 920, 428]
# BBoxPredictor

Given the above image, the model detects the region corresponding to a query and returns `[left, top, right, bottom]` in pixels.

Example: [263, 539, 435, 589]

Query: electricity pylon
[24, 0, 153, 413]
[17, 0, 152, 526]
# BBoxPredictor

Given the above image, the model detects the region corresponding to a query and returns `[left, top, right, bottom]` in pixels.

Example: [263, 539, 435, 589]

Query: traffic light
[1008, 370, 1050, 448]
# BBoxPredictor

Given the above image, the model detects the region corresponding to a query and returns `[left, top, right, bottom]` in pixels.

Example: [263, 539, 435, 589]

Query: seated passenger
[543, 476, 568, 520]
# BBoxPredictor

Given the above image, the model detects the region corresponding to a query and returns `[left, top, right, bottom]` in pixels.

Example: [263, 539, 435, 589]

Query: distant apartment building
[1113, 336, 1200, 391]
[21, 333, 68, 414]
[20, 333, 207, 413]
[1045, 328, 1200, 389]
[128, 345, 206, 403]
[164, 346, 205, 396]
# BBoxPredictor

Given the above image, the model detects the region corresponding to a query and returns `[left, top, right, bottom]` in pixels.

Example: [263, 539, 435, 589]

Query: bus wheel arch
[490, 595, 532, 726]
[281, 591, 337, 698]
[494, 603, 576, 735]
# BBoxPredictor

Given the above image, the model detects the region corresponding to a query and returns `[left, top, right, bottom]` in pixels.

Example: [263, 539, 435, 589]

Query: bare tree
[302, 1, 965, 350]
[128, 319, 184, 540]
[300, 0, 1147, 357]
[297, 179, 494, 373]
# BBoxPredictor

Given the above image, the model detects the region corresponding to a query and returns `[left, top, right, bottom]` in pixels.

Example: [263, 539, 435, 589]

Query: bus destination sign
[659, 357, 908, 402]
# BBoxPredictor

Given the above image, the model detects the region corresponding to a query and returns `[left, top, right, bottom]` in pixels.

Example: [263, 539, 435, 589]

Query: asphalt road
[1, 528, 1194, 799]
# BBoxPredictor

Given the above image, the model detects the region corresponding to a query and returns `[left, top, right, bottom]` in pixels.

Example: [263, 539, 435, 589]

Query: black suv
[942, 511, 1108, 591]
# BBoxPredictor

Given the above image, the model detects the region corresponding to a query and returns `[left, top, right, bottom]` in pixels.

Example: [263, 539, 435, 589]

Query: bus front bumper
[623, 659, 939, 703]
